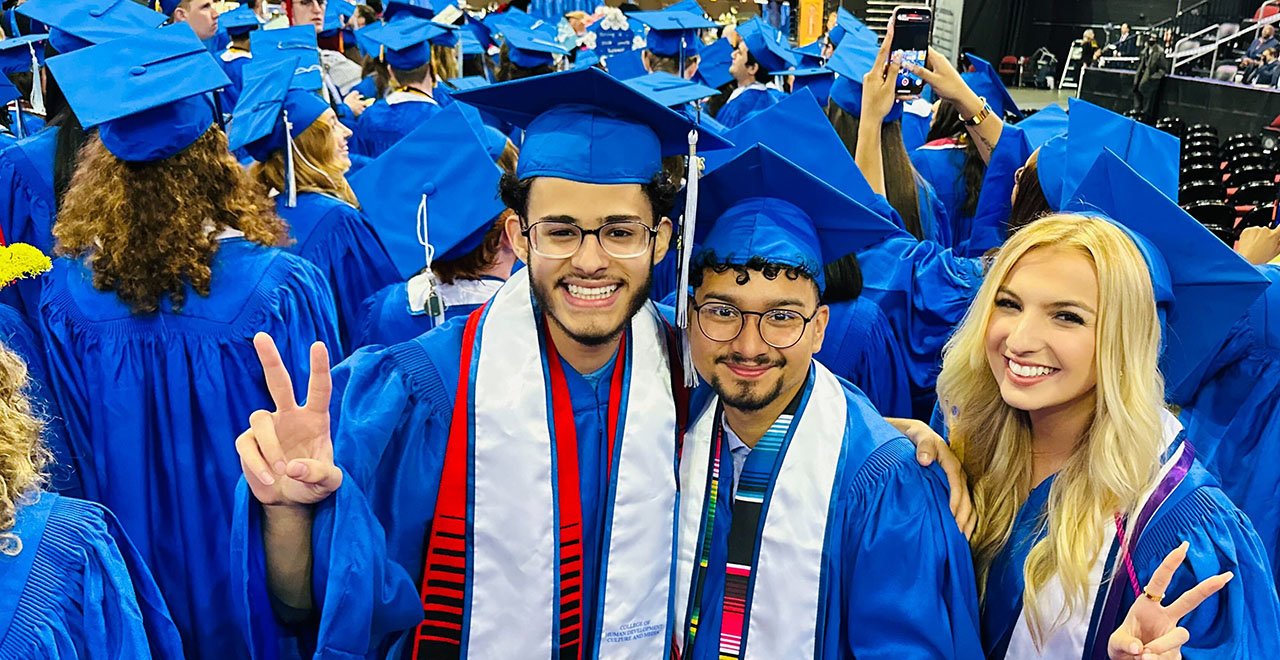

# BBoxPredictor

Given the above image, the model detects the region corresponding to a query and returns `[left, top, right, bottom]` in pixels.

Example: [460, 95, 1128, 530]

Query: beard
[529, 267, 654, 348]
[709, 353, 787, 412]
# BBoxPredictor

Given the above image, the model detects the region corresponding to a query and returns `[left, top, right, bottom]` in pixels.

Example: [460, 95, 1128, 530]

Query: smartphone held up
[889, 6, 932, 98]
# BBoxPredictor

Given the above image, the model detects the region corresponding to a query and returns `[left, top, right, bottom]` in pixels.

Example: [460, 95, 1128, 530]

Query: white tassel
[416, 193, 446, 326]
[27, 43, 43, 116]
[283, 110, 298, 208]
[676, 128, 700, 387]
[12, 102, 24, 140]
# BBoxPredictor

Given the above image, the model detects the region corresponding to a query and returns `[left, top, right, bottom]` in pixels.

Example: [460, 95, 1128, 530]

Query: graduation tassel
[283, 110, 298, 208]
[416, 193, 446, 326]
[27, 43, 43, 117]
[676, 128, 701, 387]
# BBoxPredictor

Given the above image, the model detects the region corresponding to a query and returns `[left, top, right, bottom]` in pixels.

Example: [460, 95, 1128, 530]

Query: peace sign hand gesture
[235, 333, 343, 507]
[1108, 541, 1234, 660]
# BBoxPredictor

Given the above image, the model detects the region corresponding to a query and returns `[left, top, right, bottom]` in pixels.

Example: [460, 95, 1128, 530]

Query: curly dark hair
[498, 170, 680, 225]
[689, 253, 819, 301]
[53, 127, 287, 314]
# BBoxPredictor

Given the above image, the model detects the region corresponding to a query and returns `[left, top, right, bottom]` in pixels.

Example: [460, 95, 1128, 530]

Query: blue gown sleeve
[957, 124, 1031, 258]
[0, 136, 55, 321]
[299, 204, 401, 352]
[1132, 484, 1280, 656]
[838, 436, 983, 659]
[817, 300, 912, 418]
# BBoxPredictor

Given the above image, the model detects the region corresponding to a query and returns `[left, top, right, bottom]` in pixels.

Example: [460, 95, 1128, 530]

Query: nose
[570, 231, 609, 275]
[728, 314, 771, 359]
[1003, 312, 1045, 355]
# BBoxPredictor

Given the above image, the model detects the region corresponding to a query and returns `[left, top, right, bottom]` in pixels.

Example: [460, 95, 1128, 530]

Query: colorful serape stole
[717, 414, 795, 659]
[684, 407, 726, 650]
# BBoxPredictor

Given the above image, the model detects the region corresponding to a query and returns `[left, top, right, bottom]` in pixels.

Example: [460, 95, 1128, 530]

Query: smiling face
[985, 245, 1098, 419]
[507, 177, 672, 347]
[729, 41, 757, 85]
[690, 266, 827, 412]
[291, 0, 327, 32]
[323, 109, 352, 171]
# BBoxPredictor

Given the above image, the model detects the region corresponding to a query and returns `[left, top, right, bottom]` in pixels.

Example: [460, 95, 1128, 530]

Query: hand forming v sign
[1108, 541, 1234, 660]
[235, 333, 343, 506]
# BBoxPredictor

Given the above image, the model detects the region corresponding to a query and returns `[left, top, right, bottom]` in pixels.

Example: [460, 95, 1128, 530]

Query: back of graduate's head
[824, 100, 924, 240]
[432, 43, 460, 84]
[643, 50, 699, 80]
[250, 108, 358, 207]
[0, 338, 51, 556]
[936, 213, 1165, 646]
[54, 126, 285, 315]
[925, 99, 986, 219]
[496, 42, 556, 81]
[431, 136, 520, 285]
[1007, 147, 1053, 234]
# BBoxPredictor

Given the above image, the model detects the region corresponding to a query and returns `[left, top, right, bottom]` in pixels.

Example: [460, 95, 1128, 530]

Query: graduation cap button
[422, 181, 437, 195]
[129, 65, 147, 76]
[90, 7, 107, 17]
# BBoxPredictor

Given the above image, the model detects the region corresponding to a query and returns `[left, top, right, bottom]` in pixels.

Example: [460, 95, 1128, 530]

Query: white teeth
[1009, 360, 1055, 378]
[566, 283, 619, 300]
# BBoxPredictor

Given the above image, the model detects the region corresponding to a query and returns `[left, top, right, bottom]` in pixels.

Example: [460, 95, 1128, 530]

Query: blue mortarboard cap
[827, 37, 901, 122]
[961, 54, 1022, 120]
[1039, 97, 1179, 210]
[250, 26, 323, 91]
[384, 0, 437, 22]
[703, 87, 902, 227]
[464, 13, 495, 52]
[351, 102, 508, 277]
[1063, 148, 1270, 401]
[0, 34, 47, 75]
[1015, 103, 1067, 150]
[221, 5, 262, 37]
[736, 18, 794, 74]
[228, 57, 331, 162]
[665, 0, 709, 19]
[574, 48, 602, 68]
[446, 75, 491, 91]
[0, 76, 20, 107]
[451, 66, 731, 184]
[626, 72, 716, 107]
[693, 37, 734, 88]
[628, 10, 713, 58]
[154, 0, 180, 16]
[47, 22, 227, 162]
[790, 40, 824, 68]
[695, 144, 899, 291]
[370, 17, 450, 69]
[320, 0, 357, 36]
[604, 47, 648, 80]
[789, 66, 834, 105]
[355, 22, 386, 57]
[826, 7, 876, 49]
[18, 0, 167, 54]
[502, 24, 569, 68]
[461, 26, 484, 56]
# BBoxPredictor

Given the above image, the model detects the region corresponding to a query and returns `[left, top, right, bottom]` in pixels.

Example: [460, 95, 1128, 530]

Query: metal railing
[1172, 13, 1280, 74]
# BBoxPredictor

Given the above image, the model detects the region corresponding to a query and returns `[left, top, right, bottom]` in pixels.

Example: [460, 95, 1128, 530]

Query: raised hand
[1108, 541, 1234, 660]
[860, 21, 902, 124]
[235, 333, 343, 507]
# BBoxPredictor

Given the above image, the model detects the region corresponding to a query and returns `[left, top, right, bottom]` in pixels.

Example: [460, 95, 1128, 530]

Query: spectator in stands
[1133, 32, 1169, 123]
[1080, 29, 1102, 64]
[1241, 24, 1278, 76]
[1114, 23, 1138, 57]
[1247, 46, 1280, 85]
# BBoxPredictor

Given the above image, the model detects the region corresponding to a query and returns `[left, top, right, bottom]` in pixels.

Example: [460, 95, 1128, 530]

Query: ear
[641, 50, 656, 74]
[505, 211, 530, 263]
[173, 6, 189, 21]
[808, 303, 830, 354]
[652, 216, 674, 265]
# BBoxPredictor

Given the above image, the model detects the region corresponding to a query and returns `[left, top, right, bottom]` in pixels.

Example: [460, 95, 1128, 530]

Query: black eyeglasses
[693, 302, 818, 349]
[522, 221, 659, 259]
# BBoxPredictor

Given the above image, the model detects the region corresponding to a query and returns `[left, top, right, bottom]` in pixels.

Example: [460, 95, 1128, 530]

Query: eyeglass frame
[691, 300, 820, 349]
[520, 220, 661, 260]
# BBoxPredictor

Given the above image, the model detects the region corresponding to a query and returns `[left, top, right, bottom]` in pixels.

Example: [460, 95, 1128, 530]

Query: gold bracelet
[961, 96, 992, 126]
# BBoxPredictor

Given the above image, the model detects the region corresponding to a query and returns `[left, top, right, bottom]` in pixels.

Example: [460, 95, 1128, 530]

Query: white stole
[466, 268, 678, 659]
[674, 362, 847, 659]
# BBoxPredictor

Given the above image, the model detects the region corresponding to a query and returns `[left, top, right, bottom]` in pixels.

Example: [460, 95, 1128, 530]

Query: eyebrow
[997, 287, 1096, 314]
[701, 292, 810, 309]
[535, 214, 647, 225]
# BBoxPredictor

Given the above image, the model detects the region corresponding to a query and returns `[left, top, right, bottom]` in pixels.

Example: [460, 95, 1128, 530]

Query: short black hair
[498, 171, 679, 225]
[689, 252, 820, 301]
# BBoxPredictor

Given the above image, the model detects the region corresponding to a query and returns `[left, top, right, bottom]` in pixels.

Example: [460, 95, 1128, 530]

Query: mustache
[715, 353, 785, 369]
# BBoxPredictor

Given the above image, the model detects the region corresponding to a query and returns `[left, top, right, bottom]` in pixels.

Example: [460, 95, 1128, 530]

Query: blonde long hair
[0, 343, 51, 556]
[936, 214, 1167, 647]
[250, 112, 358, 207]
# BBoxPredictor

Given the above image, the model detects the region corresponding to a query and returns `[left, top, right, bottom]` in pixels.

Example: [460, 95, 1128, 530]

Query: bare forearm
[262, 503, 316, 618]
[855, 118, 887, 196]
[954, 88, 1005, 163]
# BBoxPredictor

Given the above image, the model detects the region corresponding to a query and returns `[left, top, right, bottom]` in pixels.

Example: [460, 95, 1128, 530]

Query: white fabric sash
[466, 268, 677, 659]
[1005, 410, 1187, 658]
[220, 49, 251, 62]
[674, 362, 847, 659]
[387, 90, 439, 106]
[406, 273, 503, 314]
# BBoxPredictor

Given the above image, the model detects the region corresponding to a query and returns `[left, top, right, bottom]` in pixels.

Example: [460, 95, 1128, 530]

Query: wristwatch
[961, 96, 992, 127]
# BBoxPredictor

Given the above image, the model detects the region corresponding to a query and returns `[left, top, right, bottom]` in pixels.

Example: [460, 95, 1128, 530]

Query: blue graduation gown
[685, 378, 983, 659]
[218, 51, 251, 112]
[38, 239, 343, 660]
[1176, 265, 1280, 590]
[815, 297, 912, 417]
[716, 87, 786, 129]
[0, 493, 185, 658]
[982, 457, 1280, 658]
[915, 172, 949, 247]
[0, 303, 77, 497]
[232, 320, 624, 658]
[277, 192, 401, 352]
[353, 75, 379, 100]
[0, 126, 56, 322]
[352, 278, 494, 349]
[901, 109, 931, 152]
[911, 141, 967, 246]
[351, 97, 441, 158]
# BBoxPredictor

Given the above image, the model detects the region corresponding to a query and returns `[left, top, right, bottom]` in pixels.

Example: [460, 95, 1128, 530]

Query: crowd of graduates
[2, 0, 1280, 658]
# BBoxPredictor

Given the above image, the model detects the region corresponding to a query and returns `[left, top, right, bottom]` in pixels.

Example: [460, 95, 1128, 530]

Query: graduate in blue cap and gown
[1013, 103, 1067, 150]
[497, 22, 570, 80]
[692, 87, 912, 417]
[674, 143, 981, 660]
[351, 17, 449, 157]
[229, 66, 731, 659]
[232, 57, 401, 354]
[931, 150, 1280, 659]
[0, 0, 168, 324]
[38, 25, 342, 660]
[352, 103, 516, 348]
[910, 54, 1024, 255]
[0, 242, 184, 658]
[716, 18, 791, 128]
[629, 9, 714, 80]
[0, 34, 51, 140]
[216, 4, 262, 111]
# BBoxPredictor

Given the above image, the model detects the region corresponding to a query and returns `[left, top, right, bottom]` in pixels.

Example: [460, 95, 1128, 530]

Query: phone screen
[891, 8, 931, 96]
